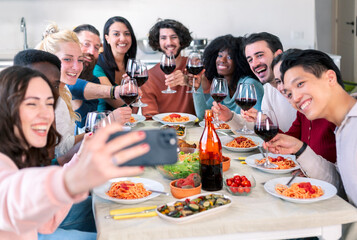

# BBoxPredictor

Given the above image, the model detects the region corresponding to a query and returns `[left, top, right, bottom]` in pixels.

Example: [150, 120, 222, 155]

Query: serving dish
[198, 121, 231, 133]
[224, 174, 256, 196]
[264, 177, 337, 203]
[160, 124, 186, 139]
[220, 135, 263, 152]
[156, 192, 232, 223]
[93, 177, 164, 204]
[245, 153, 300, 174]
[152, 113, 197, 125]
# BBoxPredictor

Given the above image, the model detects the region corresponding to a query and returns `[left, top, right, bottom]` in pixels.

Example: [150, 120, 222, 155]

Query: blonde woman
[37, 23, 84, 157]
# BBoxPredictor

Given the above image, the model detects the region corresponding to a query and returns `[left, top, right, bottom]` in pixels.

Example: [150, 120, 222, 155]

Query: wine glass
[235, 83, 257, 134]
[254, 110, 279, 168]
[210, 77, 228, 123]
[186, 50, 204, 93]
[160, 53, 176, 94]
[131, 61, 148, 108]
[126, 58, 136, 78]
[84, 111, 107, 133]
[119, 78, 139, 126]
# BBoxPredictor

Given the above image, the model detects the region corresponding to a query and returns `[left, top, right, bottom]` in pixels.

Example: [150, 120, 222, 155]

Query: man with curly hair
[140, 19, 196, 118]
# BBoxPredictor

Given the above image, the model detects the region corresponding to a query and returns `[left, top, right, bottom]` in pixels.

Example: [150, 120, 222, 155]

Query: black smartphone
[107, 129, 178, 166]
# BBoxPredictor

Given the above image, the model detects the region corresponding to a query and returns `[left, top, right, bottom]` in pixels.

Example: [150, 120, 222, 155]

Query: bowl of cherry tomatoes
[224, 174, 255, 196]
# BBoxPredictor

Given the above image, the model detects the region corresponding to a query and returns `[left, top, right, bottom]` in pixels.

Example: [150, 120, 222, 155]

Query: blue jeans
[38, 196, 96, 240]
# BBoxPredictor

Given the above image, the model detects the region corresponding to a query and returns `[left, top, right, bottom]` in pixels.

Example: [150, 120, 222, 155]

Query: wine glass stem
[192, 77, 196, 92]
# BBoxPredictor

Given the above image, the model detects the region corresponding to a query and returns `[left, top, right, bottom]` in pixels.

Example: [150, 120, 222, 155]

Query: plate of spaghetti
[152, 113, 197, 125]
[198, 121, 231, 132]
[220, 135, 263, 152]
[130, 114, 146, 125]
[93, 177, 164, 204]
[264, 177, 337, 203]
[245, 154, 300, 174]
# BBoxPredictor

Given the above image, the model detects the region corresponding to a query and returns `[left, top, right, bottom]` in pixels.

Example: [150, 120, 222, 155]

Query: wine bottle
[199, 109, 223, 191]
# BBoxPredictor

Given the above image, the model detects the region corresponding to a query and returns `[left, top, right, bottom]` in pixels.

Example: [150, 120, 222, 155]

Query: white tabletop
[93, 121, 357, 240]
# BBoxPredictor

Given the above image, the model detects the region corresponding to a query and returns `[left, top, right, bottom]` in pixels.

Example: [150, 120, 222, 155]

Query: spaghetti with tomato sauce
[106, 181, 152, 199]
[275, 182, 324, 199]
[226, 136, 257, 148]
[162, 113, 189, 122]
[255, 156, 296, 169]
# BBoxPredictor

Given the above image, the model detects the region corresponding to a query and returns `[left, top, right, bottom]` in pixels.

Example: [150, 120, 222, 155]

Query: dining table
[93, 120, 357, 240]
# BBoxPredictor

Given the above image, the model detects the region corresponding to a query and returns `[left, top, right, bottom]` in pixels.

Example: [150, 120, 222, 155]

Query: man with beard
[140, 19, 196, 118]
[68, 24, 131, 130]
[212, 32, 296, 132]
[241, 32, 297, 131]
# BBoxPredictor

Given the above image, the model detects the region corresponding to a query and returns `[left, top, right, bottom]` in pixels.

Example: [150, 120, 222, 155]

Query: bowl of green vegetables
[156, 148, 200, 180]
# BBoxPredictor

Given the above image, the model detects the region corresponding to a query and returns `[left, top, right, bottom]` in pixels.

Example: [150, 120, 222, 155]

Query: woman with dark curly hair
[93, 16, 137, 112]
[193, 35, 264, 120]
[140, 19, 197, 118]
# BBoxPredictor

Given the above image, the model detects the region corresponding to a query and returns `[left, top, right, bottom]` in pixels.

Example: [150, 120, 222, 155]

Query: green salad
[157, 151, 200, 179]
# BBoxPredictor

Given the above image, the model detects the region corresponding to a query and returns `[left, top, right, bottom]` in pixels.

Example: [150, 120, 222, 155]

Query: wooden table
[93, 121, 357, 240]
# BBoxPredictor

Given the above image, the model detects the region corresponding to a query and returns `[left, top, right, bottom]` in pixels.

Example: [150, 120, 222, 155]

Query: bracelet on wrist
[110, 86, 116, 100]
[294, 142, 307, 157]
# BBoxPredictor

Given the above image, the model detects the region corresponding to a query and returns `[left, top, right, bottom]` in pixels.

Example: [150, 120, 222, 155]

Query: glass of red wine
[131, 61, 148, 108]
[186, 50, 204, 93]
[84, 111, 107, 133]
[119, 78, 139, 126]
[235, 83, 257, 134]
[160, 53, 177, 94]
[210, 77, 228, 123]
[254, 110, 279, 168]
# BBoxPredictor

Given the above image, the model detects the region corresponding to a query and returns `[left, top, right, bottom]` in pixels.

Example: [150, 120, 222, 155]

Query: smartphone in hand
[107, 129, 178, 166]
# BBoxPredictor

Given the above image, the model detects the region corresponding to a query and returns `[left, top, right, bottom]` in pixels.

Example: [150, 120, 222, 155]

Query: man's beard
[80, 54, 97, 80]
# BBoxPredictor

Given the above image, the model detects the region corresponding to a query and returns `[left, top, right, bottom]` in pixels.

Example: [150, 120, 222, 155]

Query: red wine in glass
[187, 66, 204, 75]
[211, 93, 228, 103]
[254, 125, 279, 142]
[235, 98, 257, 111]
[135, 76, 148, 87]
[119, 93, 138, 105]
[160, 65, 176, 74]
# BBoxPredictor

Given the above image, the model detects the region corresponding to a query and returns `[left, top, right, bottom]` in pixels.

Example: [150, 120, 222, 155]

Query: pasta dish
[162, 113, 189, 122]
[255, 156, 296, 169]
[226, 136, 257, 148]
[129, 116, 136, 123]
[275, 182, 324, 199]
[215, 123, 230, 129]
[106, 181, 152, 199]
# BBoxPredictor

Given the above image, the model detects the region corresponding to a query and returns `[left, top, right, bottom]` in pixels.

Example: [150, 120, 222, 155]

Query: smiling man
[139, 19, 196, 118]
[241, 32, 297, 132]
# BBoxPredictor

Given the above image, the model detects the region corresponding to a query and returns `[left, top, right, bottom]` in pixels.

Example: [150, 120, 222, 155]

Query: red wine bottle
[199, 110, 223, 191]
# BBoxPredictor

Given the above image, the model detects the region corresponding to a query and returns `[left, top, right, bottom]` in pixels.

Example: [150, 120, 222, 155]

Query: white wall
[0, 0, 316, 58]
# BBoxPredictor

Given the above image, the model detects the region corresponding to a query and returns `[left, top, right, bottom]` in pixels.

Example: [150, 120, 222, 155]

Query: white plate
[245, 153, 300, 174]
[220, 135, 263, 152]
[156, 192, 233, 223]
[93, 177, 164, 204]
[152, 113, 197, 125]
[131, 114, 146, 124]
[198, 121, 232, 133]
[160, 124, 186, 139]
[264, 177, 337, 203]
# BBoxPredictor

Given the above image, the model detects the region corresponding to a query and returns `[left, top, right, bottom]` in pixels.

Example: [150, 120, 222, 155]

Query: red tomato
[230, 187, 237, 193]
[169, 114, 181, 118]
[233, 175, 241, 181]
[231, 182, 238, 187]
[233, 178, 241, 186]
[241, 176, 248, 181]
[244, 187, 251, 193]
[241, 180, 251, 187]
[237, 187, 244, 193]
[226, 179, 233, 186]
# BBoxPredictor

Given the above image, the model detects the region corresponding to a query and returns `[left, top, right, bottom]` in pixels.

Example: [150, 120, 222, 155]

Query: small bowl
[223, 174, 256, 196]
[222, 156, 231, 172]
[170, 180, 201, 199]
